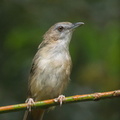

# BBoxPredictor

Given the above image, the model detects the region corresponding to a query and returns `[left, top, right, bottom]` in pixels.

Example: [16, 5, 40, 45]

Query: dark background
[0, 0, 120, 120]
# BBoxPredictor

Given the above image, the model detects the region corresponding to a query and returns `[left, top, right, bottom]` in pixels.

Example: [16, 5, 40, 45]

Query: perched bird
[23, 21, 84, 120]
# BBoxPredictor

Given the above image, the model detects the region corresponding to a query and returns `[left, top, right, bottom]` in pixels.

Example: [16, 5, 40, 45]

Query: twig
[0, 90, 120, 113]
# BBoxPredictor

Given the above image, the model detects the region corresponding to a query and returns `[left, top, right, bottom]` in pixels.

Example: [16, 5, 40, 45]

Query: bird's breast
[31, 51, 71, 101]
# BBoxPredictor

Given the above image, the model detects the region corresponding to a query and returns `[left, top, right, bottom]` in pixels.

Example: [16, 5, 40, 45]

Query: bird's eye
[57, 26, 64, 32]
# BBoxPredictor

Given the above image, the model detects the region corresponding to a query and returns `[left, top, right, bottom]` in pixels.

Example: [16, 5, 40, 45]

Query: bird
[23, 21, 84, 120]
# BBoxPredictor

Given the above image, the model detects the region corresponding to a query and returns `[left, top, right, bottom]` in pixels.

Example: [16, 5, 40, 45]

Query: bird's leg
[25, 98, 35, 111]
[54, 95, 65, 106]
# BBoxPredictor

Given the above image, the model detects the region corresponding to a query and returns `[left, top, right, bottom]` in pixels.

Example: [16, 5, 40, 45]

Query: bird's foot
[54, 95, 65, 106]
[25, 98, 35, 111]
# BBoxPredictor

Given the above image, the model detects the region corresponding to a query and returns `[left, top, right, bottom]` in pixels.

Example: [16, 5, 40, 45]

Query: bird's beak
[70, 22, 84, 29]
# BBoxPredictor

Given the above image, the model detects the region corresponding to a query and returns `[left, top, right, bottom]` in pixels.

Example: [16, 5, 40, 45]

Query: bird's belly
[32, 59, 70, 101]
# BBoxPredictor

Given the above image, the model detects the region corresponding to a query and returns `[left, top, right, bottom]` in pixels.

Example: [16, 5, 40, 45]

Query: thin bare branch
[0, 90, 120, 113]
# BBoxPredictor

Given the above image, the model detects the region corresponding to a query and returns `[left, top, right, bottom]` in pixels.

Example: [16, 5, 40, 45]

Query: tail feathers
[23, 109, 45, 120]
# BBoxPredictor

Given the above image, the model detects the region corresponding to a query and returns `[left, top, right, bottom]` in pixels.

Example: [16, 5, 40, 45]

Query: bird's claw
[54, 95, 65, 106]
[25, 98, 35, 111]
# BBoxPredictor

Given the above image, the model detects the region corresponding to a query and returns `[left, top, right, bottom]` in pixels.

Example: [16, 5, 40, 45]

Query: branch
[0, 90, 120, 113]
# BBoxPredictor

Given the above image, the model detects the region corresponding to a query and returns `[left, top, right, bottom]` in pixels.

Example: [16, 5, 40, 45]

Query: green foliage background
[0, 0, 119, 120]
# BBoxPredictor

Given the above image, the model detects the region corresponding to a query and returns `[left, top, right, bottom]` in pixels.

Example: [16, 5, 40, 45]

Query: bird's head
[43, 22, 84, 45]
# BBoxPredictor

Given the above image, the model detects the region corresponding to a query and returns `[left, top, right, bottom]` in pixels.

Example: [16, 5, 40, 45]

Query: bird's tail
[23, 109, 45, 120]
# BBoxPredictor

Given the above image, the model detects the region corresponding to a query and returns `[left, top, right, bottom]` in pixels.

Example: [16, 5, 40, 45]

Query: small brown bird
[23, 22, 84, 120]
